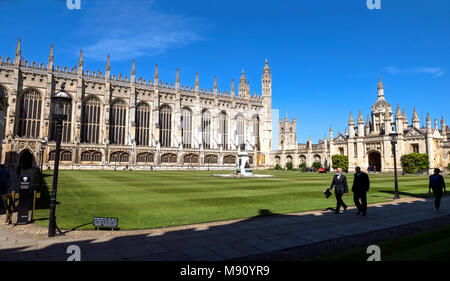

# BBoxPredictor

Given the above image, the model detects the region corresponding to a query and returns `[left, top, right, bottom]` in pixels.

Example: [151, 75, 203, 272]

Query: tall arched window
[109, 100, 127, 145]
[181, 107, 192, 148]
[252, 115, 260, 151]
[81, 96, 101, 144]
[50, 99, 72, 142]
[236, 114, 245, 147]
[220, 111, 227, 150]
[136, 103, 151, 146]
[159, 105, 172, 147]
[17, 89, 42, 138]
[202, 109, 211, 149]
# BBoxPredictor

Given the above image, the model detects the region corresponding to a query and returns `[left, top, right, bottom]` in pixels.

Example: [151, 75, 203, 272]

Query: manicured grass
[316, 224, 450, 261]
[34, 170, 449, 230]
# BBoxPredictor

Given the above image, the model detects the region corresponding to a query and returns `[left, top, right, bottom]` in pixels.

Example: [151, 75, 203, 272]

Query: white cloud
[76, 0, 208, 61]
[385, 66, 445, 78]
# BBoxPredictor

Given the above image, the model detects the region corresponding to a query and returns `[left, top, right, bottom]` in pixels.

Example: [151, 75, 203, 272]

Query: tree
[332, 154, 349, 171]
[274, 164, 282, 170]
[312, 161, 322, 171]
[400, 153, 429, 174]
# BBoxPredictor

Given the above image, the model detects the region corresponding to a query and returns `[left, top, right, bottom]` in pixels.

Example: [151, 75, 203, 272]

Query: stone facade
[273, 78, 450, 173]
[0, 39, 273, 170]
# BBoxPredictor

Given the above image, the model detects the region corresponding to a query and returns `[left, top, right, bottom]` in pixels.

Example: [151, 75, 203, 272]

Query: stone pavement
[0, 196, 449, 261]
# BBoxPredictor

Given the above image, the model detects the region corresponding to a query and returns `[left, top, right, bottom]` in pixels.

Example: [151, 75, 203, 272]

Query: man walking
[352, 166, 370, 216]
[429, 168, 446, 213]
[329, 167, 349, 214]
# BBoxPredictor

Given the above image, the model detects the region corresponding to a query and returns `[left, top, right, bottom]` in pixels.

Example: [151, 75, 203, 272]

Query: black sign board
[93, 217, 119, 230]
[17, 177, 33, 225]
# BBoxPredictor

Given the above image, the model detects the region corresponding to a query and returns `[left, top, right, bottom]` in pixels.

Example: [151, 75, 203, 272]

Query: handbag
[323, 188, 332, 199]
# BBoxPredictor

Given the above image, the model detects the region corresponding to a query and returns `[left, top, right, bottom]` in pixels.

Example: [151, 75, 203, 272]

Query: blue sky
[1, 0, 449, 148]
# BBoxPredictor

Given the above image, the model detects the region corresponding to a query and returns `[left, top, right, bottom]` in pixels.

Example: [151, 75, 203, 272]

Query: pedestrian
[429, 168, 446, 213]
[352, 166, 370, 216]
[329, 167, 349, 214]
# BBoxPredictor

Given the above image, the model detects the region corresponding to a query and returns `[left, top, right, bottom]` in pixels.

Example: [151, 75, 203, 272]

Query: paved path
[0, 196, 449, 261]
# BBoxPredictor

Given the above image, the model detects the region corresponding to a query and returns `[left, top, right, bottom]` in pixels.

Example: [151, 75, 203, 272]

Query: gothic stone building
[0, 39, 273, 170]
[273, 78, 450, 173]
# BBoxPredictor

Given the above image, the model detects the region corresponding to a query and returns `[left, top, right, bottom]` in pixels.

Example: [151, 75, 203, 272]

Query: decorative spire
[412, 107, 419, 121]
[175, 68, 180, 90]
[47, 44, 54, 70]
[154, 64, 159, 84]
[263, 58, 270, 73]
[395, 104, 401, 118]
[131, 59, 135, 82]
[77, 49, 83, 75]
[105, 54, 111, 79]
[402, 108, 407, 120]
[213, 75, 217, 96]
[377, 76, 385, 100]
[194, 72, 199, 92]
[348, 111, 355, 125]
[230, 78, 234, 97]
[365, 114, 371, 127]
[358, 110, 364, 124]
[14, 37, 21, 65]
[377, 76, 383, 89]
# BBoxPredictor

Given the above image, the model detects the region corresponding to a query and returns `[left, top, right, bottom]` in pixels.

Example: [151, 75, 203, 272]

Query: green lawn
[33, 170, 448, 230]
[316, 224, 450, 261]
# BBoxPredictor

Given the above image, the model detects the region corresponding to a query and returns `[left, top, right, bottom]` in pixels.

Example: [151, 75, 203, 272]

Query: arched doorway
[19, 150, 34, 169]
[368, 151, 382, 172]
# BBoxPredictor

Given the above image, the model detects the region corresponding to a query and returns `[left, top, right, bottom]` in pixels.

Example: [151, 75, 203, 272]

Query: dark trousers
[353, 191, 367, 214]
[335, 191, 347, 212]
[432, 188, 443, 210]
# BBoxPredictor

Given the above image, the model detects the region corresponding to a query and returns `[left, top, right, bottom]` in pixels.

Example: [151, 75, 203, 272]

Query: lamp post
[48, 83, 72, 237]
[390, 133, 400, 200]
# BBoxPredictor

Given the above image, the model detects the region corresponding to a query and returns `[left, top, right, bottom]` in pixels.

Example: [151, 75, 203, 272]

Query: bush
[401, 153, 429, 174]
[332, 154, 349, 171]
[274, 164, 282, 170]
[298, 162, 307, 172]
[312, 161, 322, 171]
[286, 162, 293, 170]
[448, 163, 450, 171]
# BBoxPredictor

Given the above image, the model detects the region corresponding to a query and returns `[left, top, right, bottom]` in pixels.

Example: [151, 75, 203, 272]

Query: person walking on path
[329, 167, 349, 214]
[352, 166, 370, 216]
[429, 168, 446, 213]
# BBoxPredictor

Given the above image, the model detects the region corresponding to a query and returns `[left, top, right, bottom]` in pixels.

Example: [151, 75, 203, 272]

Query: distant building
[273, 78, 450, 173]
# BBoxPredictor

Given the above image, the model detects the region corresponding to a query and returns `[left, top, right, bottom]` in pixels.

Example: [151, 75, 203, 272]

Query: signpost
[17, 177, 33, 225]
[93, 217, 119, 230]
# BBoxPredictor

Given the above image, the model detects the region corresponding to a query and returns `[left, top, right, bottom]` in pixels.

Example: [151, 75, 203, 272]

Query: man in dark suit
[352, 166, 370, 216]
[429, 168, 446, 213]
[329, 167, 349, 214]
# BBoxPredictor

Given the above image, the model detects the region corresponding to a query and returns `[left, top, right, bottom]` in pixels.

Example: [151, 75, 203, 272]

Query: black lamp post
[48, 83, 72, 237]
[390, 133, 400, 200]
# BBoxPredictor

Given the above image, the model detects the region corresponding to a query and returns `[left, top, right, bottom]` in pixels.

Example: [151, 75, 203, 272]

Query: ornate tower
[260, 59, 273, 166]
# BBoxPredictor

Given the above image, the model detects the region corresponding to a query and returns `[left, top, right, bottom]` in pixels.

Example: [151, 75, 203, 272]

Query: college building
[0, 39, 273, 170]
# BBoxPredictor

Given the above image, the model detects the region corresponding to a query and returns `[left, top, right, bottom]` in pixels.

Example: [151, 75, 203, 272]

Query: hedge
[400, 153, 429, 174]
[332, 154, 349, 170]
